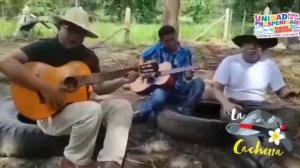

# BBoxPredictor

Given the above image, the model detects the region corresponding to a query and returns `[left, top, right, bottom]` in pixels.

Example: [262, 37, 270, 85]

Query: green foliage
[0, 0, 26, 18]
[182, 0, 217, 23]
[1, 0, 298, 44]
[92, 0, 161, 24]
[232, 0, 258, 13]
[26, 0, 68, 16]
[0, 18, 17, 39]
[98, 0, 123, 22]
[133, 0, 160, 23]
[92, 10, 111, 22]
[0, 19, 228, 45]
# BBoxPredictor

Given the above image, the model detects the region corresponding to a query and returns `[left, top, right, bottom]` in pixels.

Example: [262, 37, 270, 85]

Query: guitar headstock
[139, 62, 159, 74]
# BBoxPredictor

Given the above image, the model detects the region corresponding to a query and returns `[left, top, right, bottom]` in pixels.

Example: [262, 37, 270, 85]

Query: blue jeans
[138, 78, 205, 121]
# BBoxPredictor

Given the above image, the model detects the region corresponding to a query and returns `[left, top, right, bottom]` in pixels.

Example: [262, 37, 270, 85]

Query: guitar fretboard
[79, 67, 138, 85]
[160, 65, 199, 76]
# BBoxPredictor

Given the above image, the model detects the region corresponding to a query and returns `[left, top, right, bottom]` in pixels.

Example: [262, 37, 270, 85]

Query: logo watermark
[226, 109, 292, 156]
[254, 12, 300, 38]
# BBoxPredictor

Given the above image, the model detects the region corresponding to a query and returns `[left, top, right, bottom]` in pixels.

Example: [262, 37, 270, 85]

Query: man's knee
[190, 78, 205, 98]
[113, 99, 132, 111]
[152, 88, 168, 104]
[78, 101, 102, 121]
[106, 99, 133, 118]
[193, 78, 205, 90]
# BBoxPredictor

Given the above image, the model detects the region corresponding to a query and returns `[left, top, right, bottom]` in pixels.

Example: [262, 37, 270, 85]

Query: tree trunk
[163, 0, 180, 36]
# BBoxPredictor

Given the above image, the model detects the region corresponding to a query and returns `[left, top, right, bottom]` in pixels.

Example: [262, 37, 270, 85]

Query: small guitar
[11, 61, 156, 120]
[130, 62, 200, 95]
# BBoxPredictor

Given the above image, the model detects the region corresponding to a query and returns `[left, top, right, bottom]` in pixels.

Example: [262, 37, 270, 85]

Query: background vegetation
[0, 0, 299, 45]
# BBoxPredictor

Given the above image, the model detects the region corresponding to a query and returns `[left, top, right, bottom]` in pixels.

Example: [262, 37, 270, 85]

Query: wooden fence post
[242, 10, 246, 34]
[228, 9, 233, 39]
[124, 7, 131, 43]
[223, 8, 230, 42]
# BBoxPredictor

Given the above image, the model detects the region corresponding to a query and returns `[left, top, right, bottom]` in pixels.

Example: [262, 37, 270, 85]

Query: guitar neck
[160, 65, 198, 76]
[81, 67, 138, 85]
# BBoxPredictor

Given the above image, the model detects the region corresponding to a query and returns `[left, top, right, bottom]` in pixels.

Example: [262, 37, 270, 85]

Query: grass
[87, 22, 253, 46]
[0, 19, 18, 40]
[0, 18, 253, 47]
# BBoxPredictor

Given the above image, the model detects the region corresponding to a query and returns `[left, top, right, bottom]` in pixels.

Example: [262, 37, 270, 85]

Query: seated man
[135, 25, 205, 121]
[213, 34, 300, 168]
[0, 7, 139, 168]
[14, 5, 51, 41]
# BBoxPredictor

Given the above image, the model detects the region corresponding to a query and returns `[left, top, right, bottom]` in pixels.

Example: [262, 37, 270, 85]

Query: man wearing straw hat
[14, 5, 51, 41]
[212, 34, 300, 168]
[0, 7, 139, 168]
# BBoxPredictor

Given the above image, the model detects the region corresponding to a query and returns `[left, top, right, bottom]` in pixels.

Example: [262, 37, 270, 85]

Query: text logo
[254, 12, 300, 38]
[226, 110, 293, 156]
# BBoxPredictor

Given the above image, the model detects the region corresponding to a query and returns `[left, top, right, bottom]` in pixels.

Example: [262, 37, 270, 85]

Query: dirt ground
[1, 41, 300, 168]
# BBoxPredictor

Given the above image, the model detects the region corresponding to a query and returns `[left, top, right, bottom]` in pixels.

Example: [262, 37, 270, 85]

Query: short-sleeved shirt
[21, 38, 100, 73]
[19, 38, 99, 123]
[213, 53, 285, 101]
[142, 42, 193, 87]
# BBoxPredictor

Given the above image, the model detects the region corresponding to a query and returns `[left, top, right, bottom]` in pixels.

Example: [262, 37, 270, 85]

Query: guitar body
[11, 61, 91, 120]
[130, 62, 175, 95]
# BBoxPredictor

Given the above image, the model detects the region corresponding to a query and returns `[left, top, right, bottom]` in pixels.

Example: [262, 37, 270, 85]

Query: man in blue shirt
[135, 25, 205, 121]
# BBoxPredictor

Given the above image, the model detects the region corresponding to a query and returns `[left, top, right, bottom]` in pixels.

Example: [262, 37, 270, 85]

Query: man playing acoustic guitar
[0, 7, 139, 168]
[134, 25, 205, 121]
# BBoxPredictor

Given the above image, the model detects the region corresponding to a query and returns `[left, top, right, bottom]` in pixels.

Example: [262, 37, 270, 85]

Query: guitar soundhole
[147, 76, 155, 84]
[63, 77, 79, 90]
[154, 72, 161, 78]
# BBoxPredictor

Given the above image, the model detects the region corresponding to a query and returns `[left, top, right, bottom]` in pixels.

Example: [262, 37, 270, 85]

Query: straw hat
[52, 7, 98, 38]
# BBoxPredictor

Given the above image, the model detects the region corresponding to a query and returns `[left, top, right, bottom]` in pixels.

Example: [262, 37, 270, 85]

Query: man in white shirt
[213, 34, 300, 168]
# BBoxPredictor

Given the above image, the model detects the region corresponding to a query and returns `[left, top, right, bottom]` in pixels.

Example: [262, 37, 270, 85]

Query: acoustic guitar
[130, 62, 200, 95]
[11, 61, 156, 120]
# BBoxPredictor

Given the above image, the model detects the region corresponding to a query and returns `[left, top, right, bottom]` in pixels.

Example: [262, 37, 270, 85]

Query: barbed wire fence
[192, 8, 256, 42]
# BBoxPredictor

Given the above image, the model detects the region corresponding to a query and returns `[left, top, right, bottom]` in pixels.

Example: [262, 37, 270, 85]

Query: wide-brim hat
[52, 7, 98, 38]
[226, 110, 293, 151]
[232, 35, 278, 48]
